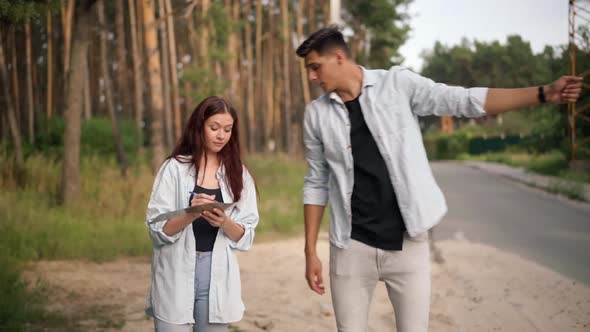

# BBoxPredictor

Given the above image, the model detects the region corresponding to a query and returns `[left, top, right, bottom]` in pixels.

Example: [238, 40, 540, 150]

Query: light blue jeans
[154, 251, 228, 332]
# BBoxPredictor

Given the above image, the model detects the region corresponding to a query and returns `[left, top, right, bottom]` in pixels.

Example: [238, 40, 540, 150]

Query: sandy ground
[24, 235, 590, 331]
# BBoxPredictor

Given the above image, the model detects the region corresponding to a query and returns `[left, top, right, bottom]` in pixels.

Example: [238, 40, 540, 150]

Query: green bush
[559, 170, 590, 184]
[423, 129, 537, 160]
[31, 117, 141, 161]
[457, 151, 516, 166]
[468, 135, 523, 154]
[423, 132, 470, 160]
[526, 151, 568, 176]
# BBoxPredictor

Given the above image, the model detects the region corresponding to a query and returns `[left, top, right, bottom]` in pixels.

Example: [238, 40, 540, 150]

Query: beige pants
[329, 232, 431, 332]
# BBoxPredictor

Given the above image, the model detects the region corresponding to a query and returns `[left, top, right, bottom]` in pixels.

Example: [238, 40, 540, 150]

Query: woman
[145, 96, 259, 331]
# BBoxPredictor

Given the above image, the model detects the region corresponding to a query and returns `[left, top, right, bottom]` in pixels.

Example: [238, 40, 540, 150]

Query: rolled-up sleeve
[146, 159, 182, 246]
[396, 67, 488, 118]
[227, 169, 259, 251]
[302, 105, 329, 206]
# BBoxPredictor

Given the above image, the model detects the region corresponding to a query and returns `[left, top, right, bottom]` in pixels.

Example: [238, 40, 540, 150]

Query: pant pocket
[330, 241, 376, 277]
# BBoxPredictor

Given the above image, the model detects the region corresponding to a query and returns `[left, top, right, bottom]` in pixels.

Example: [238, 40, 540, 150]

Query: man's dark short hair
[295, 26, 350, 58]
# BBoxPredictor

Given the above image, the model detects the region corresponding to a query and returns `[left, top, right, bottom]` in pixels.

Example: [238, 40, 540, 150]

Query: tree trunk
[47, 7, 54, 119]
[297, 0, 311, 106]
[323, 1, 330, 27]
[273, 50, 281, 154]
[61, 0, 76, 118]
[308, 0, 323, 100]
[308, 0, 316, 33]
[83, 61, 91, 119]
[32, 45, 41, 125]
[235, 3, 246, 151]
[178, 43, 192, 119]
[0, 31, 24, 165]
[211, 23, 222, 82]
[329, 0, 340, 25]
[115, 0, 129, 116]
[294, 0, 309, 156]
[349, 24, 365, 62]
[164, 0, 181, 140]
[254, 0, 263, 150]
[183, 4, 198, 123]
[264, 2, 275, 153]
[183, 72, 192, 117]
[224, 0, 240, 108]
[61, 0, 76, 73]
[273, 19, 282, 154]
[128, 0, 144, 153]
[244, 0, 255, 153]
[182, 7, 198, 128]
[98, 0, 128, 177]
[199, 0, 210, 69]
[25, 19, 35, 144]
[88, 31, 99, 116]
[185, 5, 200, 62]
[158, 0, 173, 148]
[136, 0, 145, 64]
[10, 27, 20, 127]
[61, 0, 96, 205]
[280, 0, 292, 153]
[213, 32, 222, 81]
[1, 105, 7, 143]
[142, 0, 166, 172]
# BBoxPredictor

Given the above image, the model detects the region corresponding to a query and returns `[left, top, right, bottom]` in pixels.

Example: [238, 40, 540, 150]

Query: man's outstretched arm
[402, 68, 584, 117]
[485, 76, 583, 115]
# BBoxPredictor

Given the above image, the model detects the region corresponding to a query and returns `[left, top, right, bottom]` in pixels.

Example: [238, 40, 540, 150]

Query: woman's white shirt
[145, 156, 259, 324]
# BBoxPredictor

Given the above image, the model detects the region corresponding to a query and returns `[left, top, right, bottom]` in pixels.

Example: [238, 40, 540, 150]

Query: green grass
[546, 180, 585, 201]
[0, 152, 317, 330]
[248, 155, 308, 234]
[458, 150, 589, 184]
[458, 151, 589, 201]
[0, 155, 154, 262]
[0, 154, 314, 262]
[0, 255, 70, 330]
[0, 255, 41, 330]
[558, 170, 590, 184]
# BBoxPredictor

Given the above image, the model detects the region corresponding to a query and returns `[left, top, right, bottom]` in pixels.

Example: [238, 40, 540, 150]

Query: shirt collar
[360, 66, 376, 87]
[328, 66, 375, 103]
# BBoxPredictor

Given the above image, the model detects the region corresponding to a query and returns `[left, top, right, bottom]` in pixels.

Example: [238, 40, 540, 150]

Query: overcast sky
[398, 0, 570, 71]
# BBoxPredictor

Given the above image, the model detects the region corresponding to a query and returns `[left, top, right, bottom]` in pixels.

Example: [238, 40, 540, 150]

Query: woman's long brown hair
[168, 96, 244, 201]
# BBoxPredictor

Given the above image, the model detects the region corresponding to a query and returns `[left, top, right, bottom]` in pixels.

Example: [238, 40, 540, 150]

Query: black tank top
[189, 185, 224, 252]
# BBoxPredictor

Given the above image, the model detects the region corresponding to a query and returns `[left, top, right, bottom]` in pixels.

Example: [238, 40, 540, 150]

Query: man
[296, 27, 582, 332]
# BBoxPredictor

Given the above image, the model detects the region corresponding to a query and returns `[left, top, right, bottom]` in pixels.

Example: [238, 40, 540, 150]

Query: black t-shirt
[189, 185, 224, 252]
[344, 96, 406, 250]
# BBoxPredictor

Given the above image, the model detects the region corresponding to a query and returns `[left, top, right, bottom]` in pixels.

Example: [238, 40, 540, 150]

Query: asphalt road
[430, 161, 590, 286]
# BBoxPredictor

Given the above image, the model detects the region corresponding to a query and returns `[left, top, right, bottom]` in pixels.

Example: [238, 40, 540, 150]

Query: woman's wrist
[220, 217, 232, 229]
